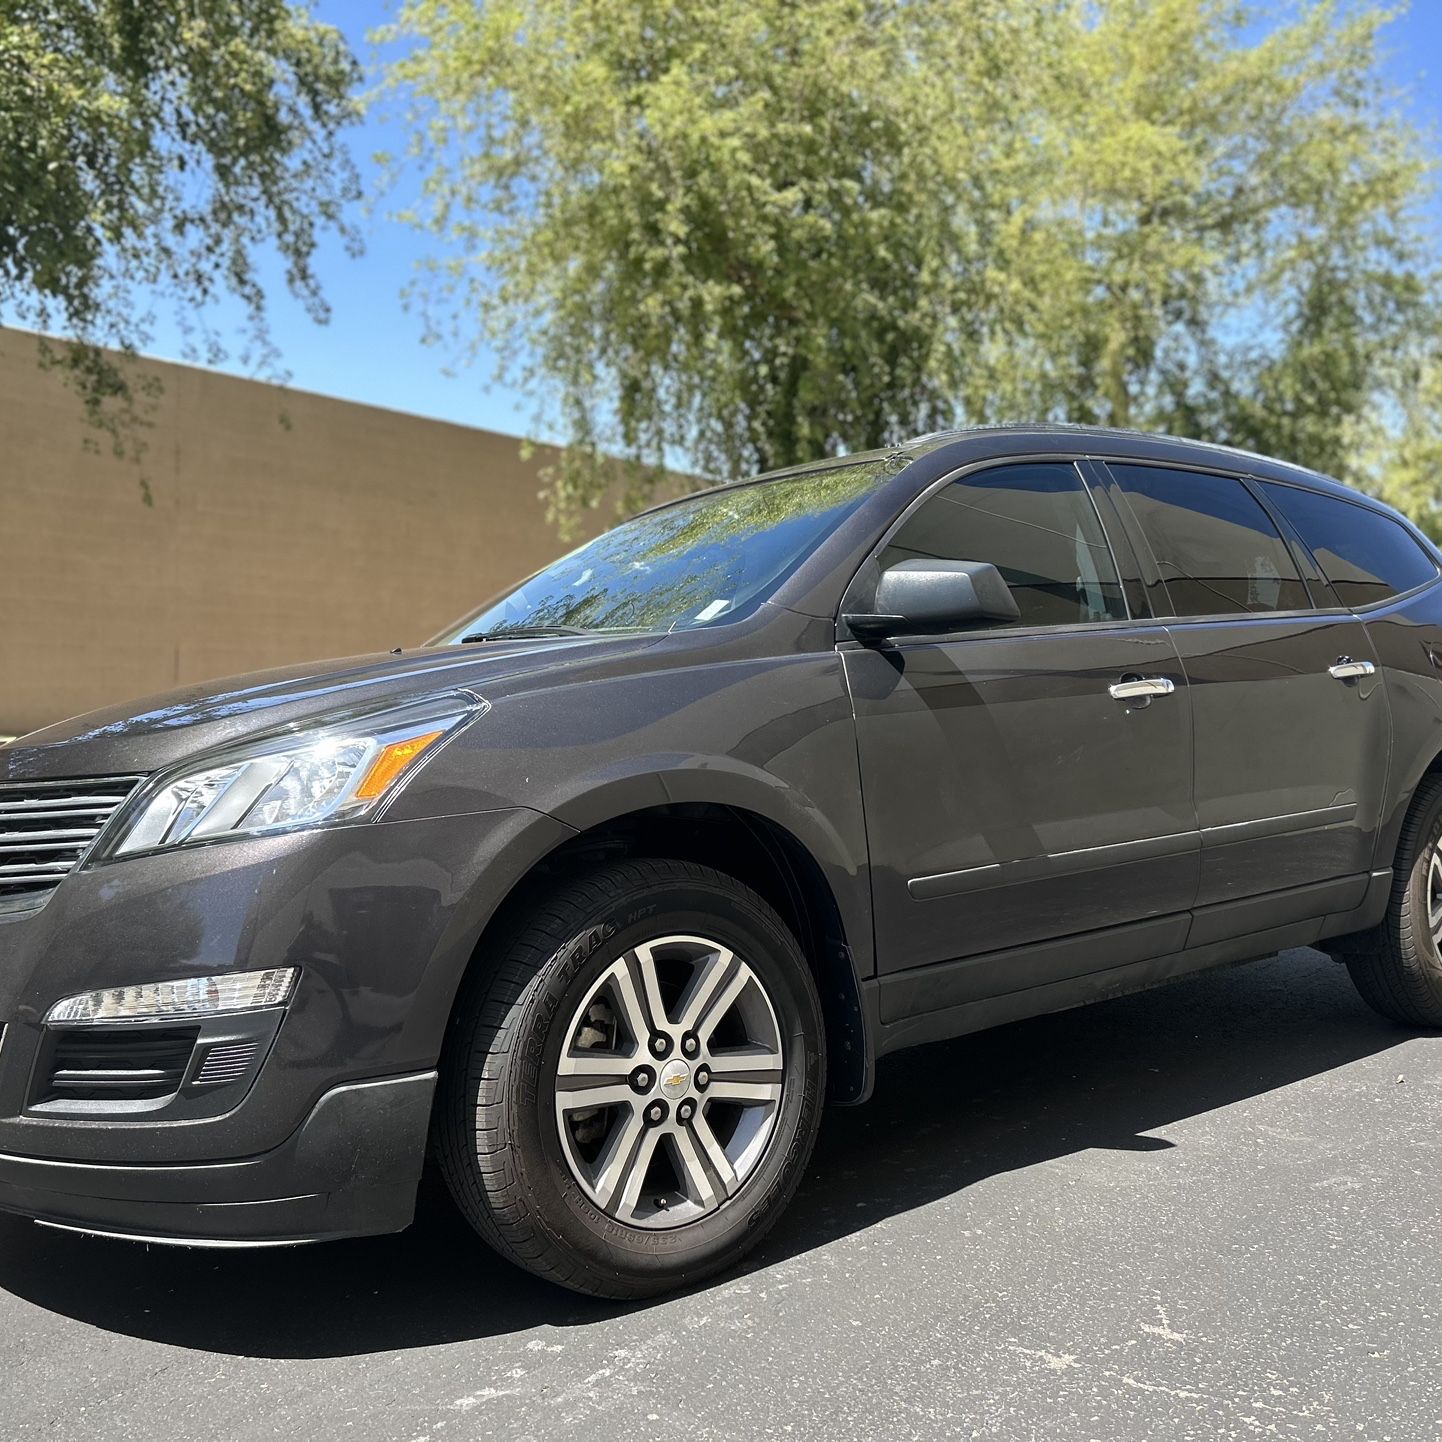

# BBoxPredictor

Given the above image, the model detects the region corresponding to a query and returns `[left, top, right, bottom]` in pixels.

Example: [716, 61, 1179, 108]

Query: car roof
[633, 422, 1407, 528]
[895, 423, 1374, 503]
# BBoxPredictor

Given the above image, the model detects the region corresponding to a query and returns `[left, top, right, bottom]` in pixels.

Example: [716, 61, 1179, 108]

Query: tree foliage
[381, 0, 1441, 530]
[1363, 350, 1442, 539]
[0, 1, 360, 490]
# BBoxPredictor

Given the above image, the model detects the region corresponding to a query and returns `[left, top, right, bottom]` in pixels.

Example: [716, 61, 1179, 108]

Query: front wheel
[434, 859, 825, 1298]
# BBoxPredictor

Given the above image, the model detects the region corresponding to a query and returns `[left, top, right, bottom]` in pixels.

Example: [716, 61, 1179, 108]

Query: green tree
[1364, 347, 1442, 539]
[0, 1, 360, 491]
[380, 0, 1441, 531]
[1012, 0, 1440, 482]
[377, 0, 1055, 521]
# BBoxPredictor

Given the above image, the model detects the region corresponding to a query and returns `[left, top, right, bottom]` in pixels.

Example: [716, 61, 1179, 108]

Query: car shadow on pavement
[0, 948, 1424, 1358]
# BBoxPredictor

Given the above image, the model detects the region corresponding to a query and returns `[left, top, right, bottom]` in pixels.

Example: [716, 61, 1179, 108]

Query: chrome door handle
[1108, 677, 1176, 701]
[1328, 659, 1376, 680]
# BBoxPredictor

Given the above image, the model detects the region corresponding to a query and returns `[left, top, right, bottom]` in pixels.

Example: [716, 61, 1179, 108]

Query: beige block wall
[0, 333, 586, 736]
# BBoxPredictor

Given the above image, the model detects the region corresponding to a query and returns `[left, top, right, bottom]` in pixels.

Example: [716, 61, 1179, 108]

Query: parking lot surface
[2, 948, 1439, 1441]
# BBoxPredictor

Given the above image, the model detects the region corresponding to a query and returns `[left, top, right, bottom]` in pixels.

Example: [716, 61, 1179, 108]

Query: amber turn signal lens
[353, 730, 445, 801]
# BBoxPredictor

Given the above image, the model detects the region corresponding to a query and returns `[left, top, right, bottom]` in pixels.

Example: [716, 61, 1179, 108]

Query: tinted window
[1260, 483, 1438, 608]
[878, 462, 1127, 628]
[1111, 465, 1309, 617]
[440, 460, 885, 639]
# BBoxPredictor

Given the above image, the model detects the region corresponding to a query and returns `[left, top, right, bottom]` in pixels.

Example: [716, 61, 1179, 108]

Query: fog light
[46, 968, 298, 1025]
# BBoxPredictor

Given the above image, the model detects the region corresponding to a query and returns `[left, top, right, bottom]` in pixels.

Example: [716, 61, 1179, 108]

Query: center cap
[658, 1058, 692, 1098]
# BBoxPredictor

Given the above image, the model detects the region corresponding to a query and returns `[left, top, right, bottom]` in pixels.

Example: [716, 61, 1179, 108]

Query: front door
[844, 460, 1199, 1001]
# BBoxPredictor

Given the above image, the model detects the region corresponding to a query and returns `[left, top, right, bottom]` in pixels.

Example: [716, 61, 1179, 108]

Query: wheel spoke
[690, 1110, 739, 1196]
[706, 1042, 784, 1073]
[675, 946, 737, 1034]
[589, 1104, 646, 1213]
[670, 1127, 721, 1209]
[556, 1048, 634, 1084]
[706, 1078, 783, 1106]
[555, 1081, 635, 1111]
[615, 1127, 663, 1219]
[601, 957, 652, 1049]
[695, 964, 751, 1045]
[629, 941, 671, 1031]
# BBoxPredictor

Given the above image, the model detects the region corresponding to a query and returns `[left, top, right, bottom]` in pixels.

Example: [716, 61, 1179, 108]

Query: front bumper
[0, 1071, 437, 1245]
[0, 804, 573, 1243]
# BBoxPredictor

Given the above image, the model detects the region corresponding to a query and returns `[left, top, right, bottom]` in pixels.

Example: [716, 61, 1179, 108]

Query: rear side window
[878, 461, 1127, 628]
[1110, 465, 1309, 617]
[1260, 483, 1438, 608]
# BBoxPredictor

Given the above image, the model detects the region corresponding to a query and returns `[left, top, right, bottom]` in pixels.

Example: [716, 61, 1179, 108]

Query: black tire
[1345, 775, 1442, 1027]
[434, 858, 825, 1298]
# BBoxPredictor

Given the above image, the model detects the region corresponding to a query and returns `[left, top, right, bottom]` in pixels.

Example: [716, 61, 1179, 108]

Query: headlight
[106, 693, 482, 858]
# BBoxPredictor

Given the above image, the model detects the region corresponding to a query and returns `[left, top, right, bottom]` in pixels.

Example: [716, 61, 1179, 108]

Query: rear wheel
[1344, 775, 1442, 1027]
[435, 858, 825, 1297]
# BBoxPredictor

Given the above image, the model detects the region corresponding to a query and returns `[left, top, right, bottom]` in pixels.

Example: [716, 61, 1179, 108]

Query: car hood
[0, 635, 665, 782]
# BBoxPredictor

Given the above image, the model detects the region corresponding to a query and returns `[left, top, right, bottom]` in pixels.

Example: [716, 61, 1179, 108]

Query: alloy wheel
[553, 934, 786, 1228]
[1427, 840, 1442, 951]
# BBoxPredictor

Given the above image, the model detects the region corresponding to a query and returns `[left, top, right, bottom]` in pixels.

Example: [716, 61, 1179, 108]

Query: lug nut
[694, 1066, 710, 1092]
[630, 1067, 654, 1093]
[645, 1100, 667, 1125]
[681, 1033, 699, 1056]
[677, 1099, 696, 1123]
[650, 1034, 671, 1058]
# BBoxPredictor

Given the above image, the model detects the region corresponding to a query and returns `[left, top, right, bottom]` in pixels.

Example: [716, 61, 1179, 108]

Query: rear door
[843, 460, 1199, 1000]
[1097, 462, 1388, 936]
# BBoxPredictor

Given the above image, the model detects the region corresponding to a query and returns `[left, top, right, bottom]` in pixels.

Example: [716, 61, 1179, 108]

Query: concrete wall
[0, 333, 586, 736]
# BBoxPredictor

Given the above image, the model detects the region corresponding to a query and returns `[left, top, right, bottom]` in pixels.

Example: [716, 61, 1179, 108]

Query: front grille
[0, 776, 144, 909]
[39, 1027, 200, 1103]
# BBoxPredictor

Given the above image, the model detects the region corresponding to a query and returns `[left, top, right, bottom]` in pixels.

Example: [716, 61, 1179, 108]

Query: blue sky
[93, 1, 1442, 442]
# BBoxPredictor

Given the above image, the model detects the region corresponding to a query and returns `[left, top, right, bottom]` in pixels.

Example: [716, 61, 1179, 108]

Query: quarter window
[1110, 465, 1309, 617]
[877, 462, 1127, 628]
[1260, 483, 1438, 608]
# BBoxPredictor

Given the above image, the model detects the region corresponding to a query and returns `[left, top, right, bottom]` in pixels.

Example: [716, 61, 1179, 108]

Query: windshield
[440, 460, 888, 641]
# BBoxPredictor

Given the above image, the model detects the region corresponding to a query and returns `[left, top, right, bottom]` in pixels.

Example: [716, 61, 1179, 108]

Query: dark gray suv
[4, 425, 1441, 1297]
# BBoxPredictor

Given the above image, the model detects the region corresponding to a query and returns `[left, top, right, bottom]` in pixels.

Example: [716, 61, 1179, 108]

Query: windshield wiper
[459, 625, 593, 644]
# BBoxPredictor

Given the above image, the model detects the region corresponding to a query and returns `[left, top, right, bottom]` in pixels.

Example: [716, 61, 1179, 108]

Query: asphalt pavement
[2, 947, 1440, 1441]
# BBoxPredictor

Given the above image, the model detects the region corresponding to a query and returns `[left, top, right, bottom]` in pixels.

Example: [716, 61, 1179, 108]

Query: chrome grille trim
[0, 794, 136, 812]
[195, 1040, 262, 1088]
[0, 776, 145, 910]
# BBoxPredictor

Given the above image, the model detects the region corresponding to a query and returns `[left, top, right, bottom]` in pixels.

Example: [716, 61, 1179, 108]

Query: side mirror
[845, 559, 1020, 639]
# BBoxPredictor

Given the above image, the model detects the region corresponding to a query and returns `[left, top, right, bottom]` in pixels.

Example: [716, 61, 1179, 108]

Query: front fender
[390, 652, 874, 979]
[386, 653, 876, 1103]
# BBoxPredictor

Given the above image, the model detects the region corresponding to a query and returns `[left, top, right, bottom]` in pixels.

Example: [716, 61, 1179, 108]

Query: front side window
[1110, 465, 1309, 618]
[1260, 483, 1439, 608]
[877, 462, 1127, 628]
[440, 460, 888, 640]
